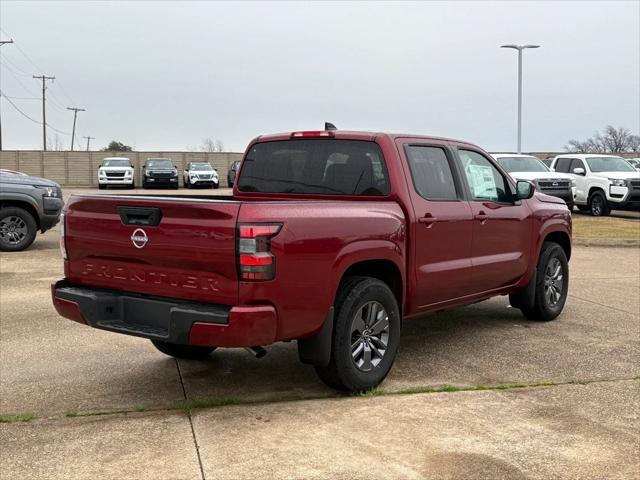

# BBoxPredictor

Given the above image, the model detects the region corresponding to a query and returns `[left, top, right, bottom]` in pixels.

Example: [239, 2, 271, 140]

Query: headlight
[144, 170, 151, 177]
[98, 169, 105, 176]
[35, 185, 60, 197]
[608, 178, 626, 187]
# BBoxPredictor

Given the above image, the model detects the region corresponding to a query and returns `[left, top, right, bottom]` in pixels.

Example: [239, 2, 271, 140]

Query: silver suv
[0, 170, 64, 251]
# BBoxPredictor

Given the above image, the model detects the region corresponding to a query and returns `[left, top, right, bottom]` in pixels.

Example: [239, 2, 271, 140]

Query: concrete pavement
[1, 201, 639, 478]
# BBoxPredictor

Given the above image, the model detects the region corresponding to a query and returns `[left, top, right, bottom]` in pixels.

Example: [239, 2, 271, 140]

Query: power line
[0, 58, 31, 78]
[0, 55, 31, 76]
[0, 90, 41, 124]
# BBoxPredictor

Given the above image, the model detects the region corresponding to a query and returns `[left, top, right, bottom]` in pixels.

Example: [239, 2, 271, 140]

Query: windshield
[495, 156, 548, 173]
[586, 157, 636, 173]
[102, 159, 131, 168]
[238, 139, 390, 195]
[191, 163, 213, 171]
[146, 159, 173, 169]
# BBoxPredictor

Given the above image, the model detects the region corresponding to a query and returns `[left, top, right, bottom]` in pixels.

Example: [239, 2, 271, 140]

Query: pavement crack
[175, 359, 206, 480]
[568, 293, 639, 316]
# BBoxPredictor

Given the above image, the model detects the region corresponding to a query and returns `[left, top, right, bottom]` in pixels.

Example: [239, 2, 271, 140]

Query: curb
[573, 238, 640, 248]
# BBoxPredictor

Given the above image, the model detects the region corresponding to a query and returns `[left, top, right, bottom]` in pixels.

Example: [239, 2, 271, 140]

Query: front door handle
[418, 213, 438, 227]
[474, 211, 489, 223]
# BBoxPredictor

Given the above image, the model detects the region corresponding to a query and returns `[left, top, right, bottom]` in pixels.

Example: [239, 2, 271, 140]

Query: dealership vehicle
[53, 130, 572, 392]
[491, 153, 575, 210]
[183, 162, 219, 189]
[142, 158, 179, 189]
[98, 157, 135, 189]
[227, 160, 240, 187]
[551, 154, 640, 215]
[1, 170, 63, 251]
[627, 158, 640, 171]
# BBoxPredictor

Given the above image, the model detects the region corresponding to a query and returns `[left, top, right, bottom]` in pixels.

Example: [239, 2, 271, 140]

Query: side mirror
[516, 180, 535, 200]
[573, 167, 585, 175]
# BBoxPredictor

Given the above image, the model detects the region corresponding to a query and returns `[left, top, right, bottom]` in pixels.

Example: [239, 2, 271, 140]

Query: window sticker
[467, 164, 498, 200]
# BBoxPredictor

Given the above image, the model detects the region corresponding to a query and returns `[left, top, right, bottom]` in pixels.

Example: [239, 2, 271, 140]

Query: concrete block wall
[0, 151, 244, 188]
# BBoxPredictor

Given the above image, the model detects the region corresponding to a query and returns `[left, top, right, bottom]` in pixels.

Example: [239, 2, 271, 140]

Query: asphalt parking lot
[1, 188, 639, 479]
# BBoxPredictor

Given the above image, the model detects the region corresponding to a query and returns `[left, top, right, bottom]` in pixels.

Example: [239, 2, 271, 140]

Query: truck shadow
[174, 298, 536, 403]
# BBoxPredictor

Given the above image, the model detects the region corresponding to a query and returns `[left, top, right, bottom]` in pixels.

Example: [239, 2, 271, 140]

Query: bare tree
[200, 138, 225, 152]
[46, 134, 65, 151]
[565, 125, 639, 153]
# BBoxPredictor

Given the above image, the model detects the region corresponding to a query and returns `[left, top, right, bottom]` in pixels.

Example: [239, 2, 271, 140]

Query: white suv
[551, 154, 640, 216]
[491, 154, 575, 210]
[98, 157, 135, 189]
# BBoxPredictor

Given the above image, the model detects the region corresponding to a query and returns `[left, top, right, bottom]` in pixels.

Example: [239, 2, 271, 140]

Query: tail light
[237, 224, 282, 281]
[59, 213, 67, 260]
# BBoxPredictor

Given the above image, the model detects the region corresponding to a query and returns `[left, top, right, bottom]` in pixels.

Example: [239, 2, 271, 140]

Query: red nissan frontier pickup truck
[52, 130, 572, 392]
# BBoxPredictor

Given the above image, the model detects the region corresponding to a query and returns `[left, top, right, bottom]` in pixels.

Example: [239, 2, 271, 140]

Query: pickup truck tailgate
[64, 195, 240, 305]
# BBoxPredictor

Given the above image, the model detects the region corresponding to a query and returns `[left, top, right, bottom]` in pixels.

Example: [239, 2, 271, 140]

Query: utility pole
[66, 107, 85, 151]
[33, 74, 55, 150]
[0, 39, 15, 151]
[83, 135, 95, 151]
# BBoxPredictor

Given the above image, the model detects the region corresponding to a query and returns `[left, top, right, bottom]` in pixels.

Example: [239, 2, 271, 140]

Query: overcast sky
[1, 1, 638, 152]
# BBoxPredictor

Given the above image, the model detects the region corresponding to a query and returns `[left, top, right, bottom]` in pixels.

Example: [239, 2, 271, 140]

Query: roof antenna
[324, 122, 337, 131]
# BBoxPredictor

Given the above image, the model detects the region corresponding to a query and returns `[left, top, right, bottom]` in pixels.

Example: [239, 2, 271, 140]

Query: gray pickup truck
[0, 170, 64, 251]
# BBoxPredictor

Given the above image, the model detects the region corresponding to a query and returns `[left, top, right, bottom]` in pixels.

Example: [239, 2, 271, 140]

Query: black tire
[519, 242, 569, 321]
[566, 202, 574, 212]
[589, 191, 610, 217]
[314, 277, 401, 393]
[98, 184, 106, 190]
[150, 340, 216, 360]
[213, 183, 219, 189]
[0, 207, 38, 252]
[142, 181, 149, 189]
[128, 182, 135, 189]
[185, 177, 191, 189]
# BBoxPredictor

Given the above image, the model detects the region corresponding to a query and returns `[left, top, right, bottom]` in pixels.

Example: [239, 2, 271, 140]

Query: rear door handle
[418, 213, 438, 227]
[474, 211, 489, 223]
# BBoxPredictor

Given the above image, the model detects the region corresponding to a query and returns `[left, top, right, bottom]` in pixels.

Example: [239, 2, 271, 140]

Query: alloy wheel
[350, 301, 390, 372]
[0, 216, 28, 246]
[544, 257, 564, 307]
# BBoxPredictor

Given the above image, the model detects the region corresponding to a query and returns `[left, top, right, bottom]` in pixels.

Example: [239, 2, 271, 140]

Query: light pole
[501, 44, 540, 153]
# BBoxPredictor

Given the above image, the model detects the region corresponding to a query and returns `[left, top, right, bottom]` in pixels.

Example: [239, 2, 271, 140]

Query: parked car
[626, 158, 640, 171]
[142, 158, 179, 189]
[542, 158, 554, 168]
[98, 157, 135, 189]
[227, 160, 240, 187]
[491, 154, 574, 210]
[1, 170, 63, 251]
[551, 154, 640, 215]
[183, 162, 219, 189]
[53, 129, 572, 393]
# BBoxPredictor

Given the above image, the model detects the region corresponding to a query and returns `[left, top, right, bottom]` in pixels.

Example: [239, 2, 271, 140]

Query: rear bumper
[51, 280, 278, 347]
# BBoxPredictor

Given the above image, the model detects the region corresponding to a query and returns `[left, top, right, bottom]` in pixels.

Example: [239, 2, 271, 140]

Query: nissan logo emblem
[131, 228, 149, 249]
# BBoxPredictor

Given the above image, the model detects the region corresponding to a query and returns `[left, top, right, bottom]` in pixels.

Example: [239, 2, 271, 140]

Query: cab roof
[253, 130, 480, 149]
[554, 154, 623, 159]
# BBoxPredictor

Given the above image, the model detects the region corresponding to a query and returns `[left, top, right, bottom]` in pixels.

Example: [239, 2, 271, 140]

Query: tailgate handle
[118, 207, 162, 226]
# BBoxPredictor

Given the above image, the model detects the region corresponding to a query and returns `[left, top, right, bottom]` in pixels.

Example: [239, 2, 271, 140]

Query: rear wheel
[518, 242, 569, 321]
[0, 207, 38, 252]
[150, 340, 216, 360]
[314, 277, 401, 393]
[98, 184, 106, 190]
[589, 191, 610, 216]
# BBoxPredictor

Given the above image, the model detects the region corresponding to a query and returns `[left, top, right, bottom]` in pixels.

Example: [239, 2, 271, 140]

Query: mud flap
[297, 307, 334, 366]
[509, 269, 537, 310]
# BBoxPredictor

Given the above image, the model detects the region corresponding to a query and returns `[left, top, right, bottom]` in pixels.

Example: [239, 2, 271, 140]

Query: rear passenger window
[554, 158, 572, 173]
[405, 146, 458, 200]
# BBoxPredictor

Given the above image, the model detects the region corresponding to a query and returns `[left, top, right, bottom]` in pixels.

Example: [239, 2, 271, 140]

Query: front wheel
[589, 191, 610, 216]
[0, 207, 38, 252]
[314, 277, 401, 393]
[150, 340, 216, 360]
[518, 242, 569, 321]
